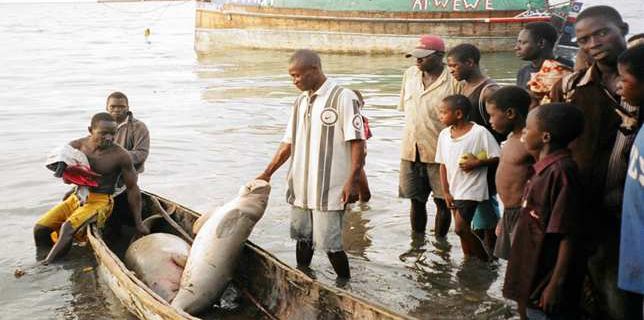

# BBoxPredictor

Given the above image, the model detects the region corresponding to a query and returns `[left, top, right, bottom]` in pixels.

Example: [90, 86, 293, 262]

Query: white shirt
[435, 123, 501, 201]
[282, 79, 366, 211]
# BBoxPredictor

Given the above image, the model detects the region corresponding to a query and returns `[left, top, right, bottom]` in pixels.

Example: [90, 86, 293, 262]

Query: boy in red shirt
[503, 103, 585, 319]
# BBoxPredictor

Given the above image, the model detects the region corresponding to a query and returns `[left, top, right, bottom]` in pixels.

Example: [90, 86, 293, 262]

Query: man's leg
[290, 207, 314, 268]
[427, 164, 450, 237]
[399, 159, 430, 233]
[43, 221, 74, 264]
[411, 199, 427, 233]
[33, 224, 55, 247]
[34, 195, 79, 247]
[314, 210, 350, 279]
[433, 198, 450, 237]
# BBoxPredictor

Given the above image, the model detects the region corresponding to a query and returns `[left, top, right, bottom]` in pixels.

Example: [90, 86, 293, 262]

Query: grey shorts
[399, 160, 444, 202]
[493, 207, 521, 260]
[290, 206, 344, 253]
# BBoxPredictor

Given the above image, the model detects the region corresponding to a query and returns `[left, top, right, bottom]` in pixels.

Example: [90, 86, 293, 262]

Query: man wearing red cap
[398, 35, 462, 236]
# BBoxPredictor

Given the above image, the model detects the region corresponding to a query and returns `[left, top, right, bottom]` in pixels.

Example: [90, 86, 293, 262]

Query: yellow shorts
[36, 193, 113, 234]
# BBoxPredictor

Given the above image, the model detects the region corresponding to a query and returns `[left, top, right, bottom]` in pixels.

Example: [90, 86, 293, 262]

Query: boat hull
[195, 2, 551, 53]
[88, 191, 413, 320]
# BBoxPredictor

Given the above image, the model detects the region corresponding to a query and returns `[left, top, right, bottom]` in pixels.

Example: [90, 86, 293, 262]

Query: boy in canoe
[34, 112, 148, 264]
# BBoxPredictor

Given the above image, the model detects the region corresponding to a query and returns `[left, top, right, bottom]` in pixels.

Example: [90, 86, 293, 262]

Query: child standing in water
[435, 94, 501, 260]
[484, 86, 534, 261]
[503, 103, 585, 319]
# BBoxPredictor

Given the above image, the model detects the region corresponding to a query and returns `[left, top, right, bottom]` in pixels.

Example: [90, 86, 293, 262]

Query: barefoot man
[34, 112, 148, 264]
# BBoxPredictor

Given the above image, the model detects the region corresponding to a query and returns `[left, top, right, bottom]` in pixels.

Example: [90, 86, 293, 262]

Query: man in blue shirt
[617, 44, 644, 320]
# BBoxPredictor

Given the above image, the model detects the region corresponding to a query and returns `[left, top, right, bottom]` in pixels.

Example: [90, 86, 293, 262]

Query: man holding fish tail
[258, 49, 366, 280]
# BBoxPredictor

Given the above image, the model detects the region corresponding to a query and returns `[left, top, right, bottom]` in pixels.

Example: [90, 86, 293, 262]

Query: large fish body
[171, 179, 271, 314]
[124, 233, 190, 302]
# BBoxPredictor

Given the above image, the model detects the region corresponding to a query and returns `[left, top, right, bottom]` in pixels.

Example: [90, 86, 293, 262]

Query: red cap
[406, 35, 446, 58]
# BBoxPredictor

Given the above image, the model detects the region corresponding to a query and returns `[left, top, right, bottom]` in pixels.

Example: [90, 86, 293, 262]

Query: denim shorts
[290, 206, 345, 253]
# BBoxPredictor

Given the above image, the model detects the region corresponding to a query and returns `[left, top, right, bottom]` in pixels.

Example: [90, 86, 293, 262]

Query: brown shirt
[550, 64, 623, 209]
[115, 112, 149, 173]
[503, 149, 582, 308]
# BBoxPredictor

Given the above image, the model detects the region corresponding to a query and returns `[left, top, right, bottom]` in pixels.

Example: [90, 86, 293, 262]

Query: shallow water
[0, 1, 641, 319]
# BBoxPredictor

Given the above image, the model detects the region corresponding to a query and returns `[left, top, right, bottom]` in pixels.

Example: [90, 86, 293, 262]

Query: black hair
[577, 5, 624, 26]
[628, 33, 644, 44]
[486, 86, 532, 118]
[523, 22, 558, 47]
[91, 112, 116, 128]
[289, 49, 322, 69]
[534, 103, 584, 147]
[618, 45, 644, 82]
[106, 91, 128, 106]
[447, 43, 481, 64]
[442, 94, 472, 118]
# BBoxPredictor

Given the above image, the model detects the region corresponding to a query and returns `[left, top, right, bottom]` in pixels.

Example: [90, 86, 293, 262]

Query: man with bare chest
[34, 112, 147, 264]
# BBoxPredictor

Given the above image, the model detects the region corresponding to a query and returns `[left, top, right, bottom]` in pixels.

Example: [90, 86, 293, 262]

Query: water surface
[0, 1, 641, 319]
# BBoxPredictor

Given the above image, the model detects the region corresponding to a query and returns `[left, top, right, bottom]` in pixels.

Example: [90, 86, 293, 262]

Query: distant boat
[194, 0, 574, 54]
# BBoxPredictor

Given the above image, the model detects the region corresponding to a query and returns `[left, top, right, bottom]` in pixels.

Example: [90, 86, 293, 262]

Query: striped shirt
[282, 79, 366, 211]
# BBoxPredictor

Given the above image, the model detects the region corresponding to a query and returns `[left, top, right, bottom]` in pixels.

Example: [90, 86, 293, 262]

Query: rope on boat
[149, 197, 194, 244]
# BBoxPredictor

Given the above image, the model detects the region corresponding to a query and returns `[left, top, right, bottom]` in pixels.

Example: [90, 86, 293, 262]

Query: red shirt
[503, 149, 583, 308]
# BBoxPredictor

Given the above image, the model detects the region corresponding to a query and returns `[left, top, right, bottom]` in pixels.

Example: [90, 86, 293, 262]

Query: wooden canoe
[87, 191, 415, 320]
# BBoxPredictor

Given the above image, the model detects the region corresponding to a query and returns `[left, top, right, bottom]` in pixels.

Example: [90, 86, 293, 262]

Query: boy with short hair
[503, 103, 585, 319]
[435, 94, 501, 260]
[617, 44, 644, 320]
[484, 86, 534, 260]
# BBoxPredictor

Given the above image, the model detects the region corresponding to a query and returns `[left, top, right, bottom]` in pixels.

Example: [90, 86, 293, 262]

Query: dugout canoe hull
[87, 191, 414, 320]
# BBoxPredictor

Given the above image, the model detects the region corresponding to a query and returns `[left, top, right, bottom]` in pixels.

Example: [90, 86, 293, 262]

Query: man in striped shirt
[258, 49, 366, 280]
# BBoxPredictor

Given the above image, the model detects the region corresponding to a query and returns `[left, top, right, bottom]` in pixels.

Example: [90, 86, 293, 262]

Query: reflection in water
[342, 204, 373, 260]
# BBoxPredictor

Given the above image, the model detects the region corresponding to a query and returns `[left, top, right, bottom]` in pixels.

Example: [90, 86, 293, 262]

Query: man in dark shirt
[515, 22, 573, 101]
[504, 103, 584, 319]
[105, 91, 150, 231]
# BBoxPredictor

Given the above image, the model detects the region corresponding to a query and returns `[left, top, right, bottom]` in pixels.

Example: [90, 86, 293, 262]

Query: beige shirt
[398, 66, 462, 163]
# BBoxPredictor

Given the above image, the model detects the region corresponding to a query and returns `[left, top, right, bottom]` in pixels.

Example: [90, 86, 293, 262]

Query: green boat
[195, 0, 574, 54]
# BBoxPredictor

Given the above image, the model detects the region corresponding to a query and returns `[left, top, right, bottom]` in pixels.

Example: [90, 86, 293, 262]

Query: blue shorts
[472, 197, 500, 230]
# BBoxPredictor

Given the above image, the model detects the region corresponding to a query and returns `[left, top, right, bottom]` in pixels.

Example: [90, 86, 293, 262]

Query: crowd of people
[257, 4, 644, 319]
[31, 3, 643, 320]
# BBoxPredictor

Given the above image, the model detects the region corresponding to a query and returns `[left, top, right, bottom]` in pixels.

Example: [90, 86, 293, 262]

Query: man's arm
[127, 122, 150, 169]
[120, 154, 147, 235]
[341, 139, 365, 204]
[257, 143, 291, 182]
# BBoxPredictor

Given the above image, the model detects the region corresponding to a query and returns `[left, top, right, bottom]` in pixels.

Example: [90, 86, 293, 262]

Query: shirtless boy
[34, 112, 147, 264]
[484, 86, 534, 260]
